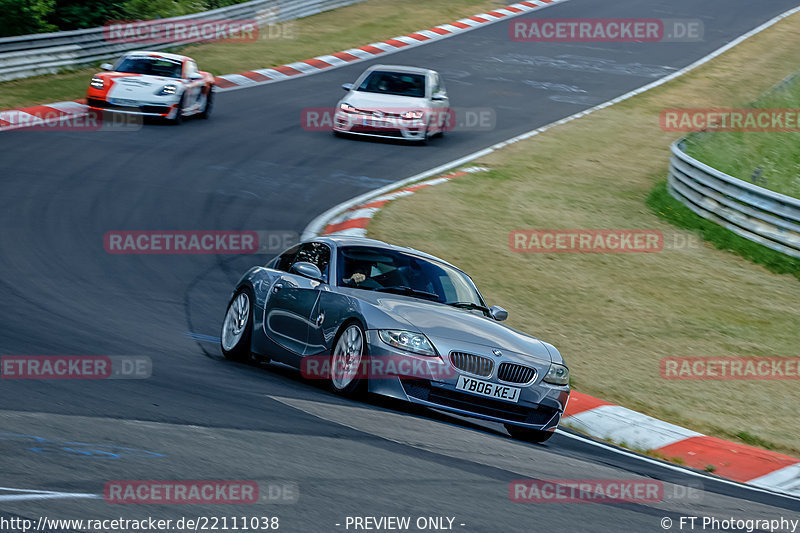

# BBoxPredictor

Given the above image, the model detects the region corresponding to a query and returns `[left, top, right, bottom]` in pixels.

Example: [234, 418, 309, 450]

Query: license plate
[456, 375, 521, 403]
[362, 117, 389, 128]
[110, 98, 139, 107]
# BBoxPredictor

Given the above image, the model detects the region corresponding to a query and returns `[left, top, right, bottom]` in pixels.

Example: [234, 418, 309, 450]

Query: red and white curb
[320, 167, 799, 499]
[320, 167, 488, 236]
[0, 0, 566, 132]
[564, 393, 800, 497]
[0, 100, 89, 131]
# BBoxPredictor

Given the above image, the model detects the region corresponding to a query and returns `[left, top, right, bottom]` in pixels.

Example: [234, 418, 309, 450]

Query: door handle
[272, 283, 284, 294]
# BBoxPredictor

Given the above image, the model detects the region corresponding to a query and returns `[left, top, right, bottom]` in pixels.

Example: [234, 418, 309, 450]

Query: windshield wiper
[445, 301, 490, 313]
[373, 286, 440, 301]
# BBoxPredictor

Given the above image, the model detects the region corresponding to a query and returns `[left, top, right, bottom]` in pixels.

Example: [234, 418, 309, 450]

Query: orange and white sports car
[86, 51, 215, 124]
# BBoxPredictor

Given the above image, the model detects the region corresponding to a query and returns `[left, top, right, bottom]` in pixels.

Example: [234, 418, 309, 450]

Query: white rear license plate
[456, 375, 521, 403]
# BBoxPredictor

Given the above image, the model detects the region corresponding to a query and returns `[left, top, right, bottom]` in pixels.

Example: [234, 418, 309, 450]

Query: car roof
[314, 235, 457, 269]
[363, 64, 436, 76]
[124, 51, 188, 62]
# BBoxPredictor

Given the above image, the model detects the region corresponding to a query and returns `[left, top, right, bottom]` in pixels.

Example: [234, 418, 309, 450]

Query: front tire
[199, 88, 213, 119]
[505, 424, 554, 443]
[330, 322, 367, 396]
[221, 287, 254, 362]
[420, 126, 430, 145]
[169, 95, 185, 125]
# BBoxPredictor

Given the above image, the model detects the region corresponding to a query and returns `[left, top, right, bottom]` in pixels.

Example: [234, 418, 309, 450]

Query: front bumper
[363, 331, 570, 430]
[333, 111, 428, 141]
[86, 97, 177, 118]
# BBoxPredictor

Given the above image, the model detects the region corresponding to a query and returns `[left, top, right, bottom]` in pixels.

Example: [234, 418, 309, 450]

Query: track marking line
[0, 487, 100, 502]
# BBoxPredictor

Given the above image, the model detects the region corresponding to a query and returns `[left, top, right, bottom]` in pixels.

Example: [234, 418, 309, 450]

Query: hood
[103, 73, 180, 99]
[349, 290, 553, 363]
[340, 91, 429, 112]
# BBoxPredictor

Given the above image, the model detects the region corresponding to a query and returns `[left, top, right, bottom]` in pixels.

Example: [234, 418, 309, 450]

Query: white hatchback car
[333, 65, 450, 143]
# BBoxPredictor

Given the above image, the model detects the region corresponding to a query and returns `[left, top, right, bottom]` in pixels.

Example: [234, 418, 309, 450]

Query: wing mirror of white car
[291, 261, 324, 282]
[100, 63, 113, 71]
[342, 83, 354, 91]
[189, 73, 204, 80]
[431, 92, 447, 101]
[489, 305, 508, 321]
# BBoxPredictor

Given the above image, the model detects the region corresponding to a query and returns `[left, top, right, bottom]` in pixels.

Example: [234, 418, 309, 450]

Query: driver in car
[343, 264, 380, 288]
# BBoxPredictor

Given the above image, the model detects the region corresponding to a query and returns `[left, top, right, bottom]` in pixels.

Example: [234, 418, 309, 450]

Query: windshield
[337, 246, 485, 308]
[357, 71, 426, 98]
[115, 56, 183, 78]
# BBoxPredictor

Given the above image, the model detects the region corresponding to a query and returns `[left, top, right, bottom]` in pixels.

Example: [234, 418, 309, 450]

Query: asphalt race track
[1, 0, 799, 531]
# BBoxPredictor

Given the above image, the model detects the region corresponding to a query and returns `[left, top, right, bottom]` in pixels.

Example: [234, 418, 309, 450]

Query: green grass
[682, 74, 800, 198]
[0, 0, 502, 109]
[735, 431, 778, 451]
[647, 180, 800, 280]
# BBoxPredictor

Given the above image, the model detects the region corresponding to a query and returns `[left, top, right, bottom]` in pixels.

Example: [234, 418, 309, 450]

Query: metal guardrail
[0, 0, 365, 81]
[667, 139, 800, 258]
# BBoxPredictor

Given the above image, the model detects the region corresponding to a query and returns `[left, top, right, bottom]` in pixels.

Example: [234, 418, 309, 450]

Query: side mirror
[431, 91, 447, 101]
[489, 305, 508, 321]
[100, 63, 113, 71]
[291, 261, 323, 282]
[341, 83, 353, 91]
[189, 72, 204, 80]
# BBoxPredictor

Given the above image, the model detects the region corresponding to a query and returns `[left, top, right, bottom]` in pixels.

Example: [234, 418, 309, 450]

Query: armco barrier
[0, 0, 365, 81]
[667, 139, 800, 258]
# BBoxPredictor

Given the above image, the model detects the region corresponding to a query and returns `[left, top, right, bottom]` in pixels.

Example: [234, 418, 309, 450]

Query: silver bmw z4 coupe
[221, 236, 570, 443]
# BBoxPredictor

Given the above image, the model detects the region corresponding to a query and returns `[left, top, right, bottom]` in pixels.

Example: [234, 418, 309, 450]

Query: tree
[48, 0, 124, 30]
[0, 0, 57, 37]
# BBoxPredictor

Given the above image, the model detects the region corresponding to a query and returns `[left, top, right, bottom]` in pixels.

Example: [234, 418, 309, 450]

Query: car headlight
[543, 363, 570, 385]
[340, 102, 358, 113]
[156, 84, 178, 96]
[401, 110, 424, 120]
[378, 330, 436, 356]
[90, 76, 104, 89]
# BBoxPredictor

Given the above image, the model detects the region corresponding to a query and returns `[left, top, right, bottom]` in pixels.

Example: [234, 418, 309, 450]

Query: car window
[430, 73, 439, 96]
[115, 56, 183, 78]
[275, 244, 301, 272]
[337, 246, 484, 306]
[357, 71, 426, 98]
[294, 242, 331, 279]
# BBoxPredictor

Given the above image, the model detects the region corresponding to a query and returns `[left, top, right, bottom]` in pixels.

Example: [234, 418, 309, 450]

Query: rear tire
[505, 424, 554, 443]
[221, 287, 254, 362]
